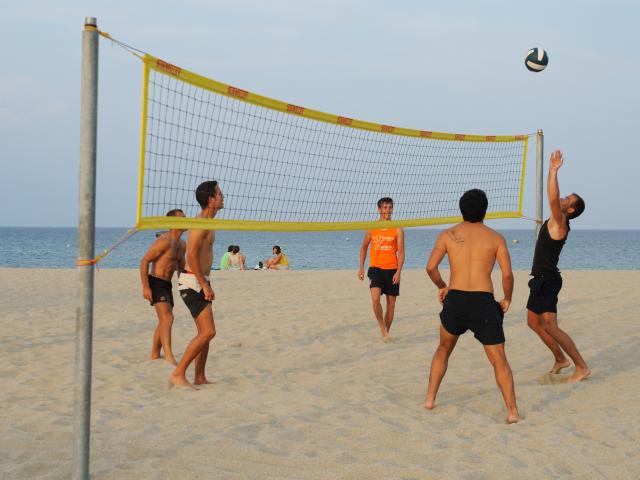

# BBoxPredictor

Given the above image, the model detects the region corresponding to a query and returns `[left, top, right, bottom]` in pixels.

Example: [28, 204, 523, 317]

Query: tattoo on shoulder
[448, 230, 465, 244]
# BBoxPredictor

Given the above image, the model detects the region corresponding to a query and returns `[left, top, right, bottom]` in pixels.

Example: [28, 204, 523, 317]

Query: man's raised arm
[547, 150, 566, 227]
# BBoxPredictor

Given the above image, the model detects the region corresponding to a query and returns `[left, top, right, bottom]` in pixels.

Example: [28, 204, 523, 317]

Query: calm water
[0, 227, 638, 270]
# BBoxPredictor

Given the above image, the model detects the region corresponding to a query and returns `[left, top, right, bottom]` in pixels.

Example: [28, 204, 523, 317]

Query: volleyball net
[134, 53, 528, 232]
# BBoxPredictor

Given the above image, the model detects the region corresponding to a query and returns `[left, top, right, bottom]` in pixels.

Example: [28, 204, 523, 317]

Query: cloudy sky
[1, 0, 638, 229]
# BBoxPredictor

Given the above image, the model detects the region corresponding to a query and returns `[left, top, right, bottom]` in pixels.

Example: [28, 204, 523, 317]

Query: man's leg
[384, 295, 397, 332]
[527, 309, 569, 373]
[424, 325, 459, 409]
[483, 343, 520, 424]
[153, 303, 177, 365]
[169, 306, 215, 389]
[541, 312, 591, 382]
[369, 287, 388, 339]
[151, 324, 162, 360]
[194, 306, 216, 385]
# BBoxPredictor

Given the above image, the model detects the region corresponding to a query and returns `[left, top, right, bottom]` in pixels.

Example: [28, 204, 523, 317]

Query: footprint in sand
[538, 373, 570, 385]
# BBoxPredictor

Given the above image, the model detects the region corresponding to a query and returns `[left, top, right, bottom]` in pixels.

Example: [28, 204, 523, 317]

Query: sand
[1, 268, 639, 479]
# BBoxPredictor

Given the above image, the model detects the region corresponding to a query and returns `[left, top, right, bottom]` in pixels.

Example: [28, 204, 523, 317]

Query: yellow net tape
[102, 33, 530, 233]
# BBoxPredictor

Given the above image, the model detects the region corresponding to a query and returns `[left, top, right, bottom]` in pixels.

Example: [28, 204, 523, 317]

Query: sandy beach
[1, 268, 639, 479]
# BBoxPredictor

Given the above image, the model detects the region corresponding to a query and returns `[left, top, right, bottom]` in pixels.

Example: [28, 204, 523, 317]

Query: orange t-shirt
[369, 228, 399, 270]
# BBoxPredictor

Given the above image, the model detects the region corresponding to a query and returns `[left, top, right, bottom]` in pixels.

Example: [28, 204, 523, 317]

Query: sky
[1, 0, 639, 229]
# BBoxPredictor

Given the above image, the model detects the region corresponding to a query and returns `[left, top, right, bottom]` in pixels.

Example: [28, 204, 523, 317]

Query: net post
[535, 129, 544, 237]
[73, 16, 98, 480]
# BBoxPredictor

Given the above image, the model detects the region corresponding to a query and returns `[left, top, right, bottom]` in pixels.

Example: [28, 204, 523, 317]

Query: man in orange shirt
[358, 197, 405, 341]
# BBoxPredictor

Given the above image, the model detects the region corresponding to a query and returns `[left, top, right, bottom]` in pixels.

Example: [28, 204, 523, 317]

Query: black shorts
[179, 285, 211, 318]
[149, 275, 174, 307]
[440, 290, 505, 345]
[526, 275, 562, 314]
[368, 267, 399, 296]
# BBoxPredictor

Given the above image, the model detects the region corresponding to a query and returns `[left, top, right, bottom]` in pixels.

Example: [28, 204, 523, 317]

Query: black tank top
[531, 219, 570, 276]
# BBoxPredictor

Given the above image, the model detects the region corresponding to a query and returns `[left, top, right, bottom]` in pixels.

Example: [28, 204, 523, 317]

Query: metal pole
[73, 16, 98, 480]
[535, 129, 544, 238]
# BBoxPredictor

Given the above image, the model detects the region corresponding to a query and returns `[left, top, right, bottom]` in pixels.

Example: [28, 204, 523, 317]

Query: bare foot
[550, 359, 571, 374]
[164, 357, 178, 366]
[506, 412, 520, 424]
[423, 399, 435, 410]
[382, 336, 393, 343]
[151, 353, 161, 360]
[168, 372, 198, 390]
[194, 377, 216, 386]
[566, 367, 591, 383]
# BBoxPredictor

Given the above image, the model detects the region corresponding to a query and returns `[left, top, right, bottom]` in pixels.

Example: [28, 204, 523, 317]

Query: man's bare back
[424, 189, 518, 423]
[444, 222, 506, 294]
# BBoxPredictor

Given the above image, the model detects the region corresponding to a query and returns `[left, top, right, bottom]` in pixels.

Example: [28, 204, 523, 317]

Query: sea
[0, 227, 638, 270]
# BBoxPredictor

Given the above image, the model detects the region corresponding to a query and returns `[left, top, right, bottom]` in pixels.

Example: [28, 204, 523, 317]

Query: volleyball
[524, 48, 549, 72]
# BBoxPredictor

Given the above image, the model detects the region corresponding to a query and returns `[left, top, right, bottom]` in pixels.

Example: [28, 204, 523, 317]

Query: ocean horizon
[1, 227, 638, 270]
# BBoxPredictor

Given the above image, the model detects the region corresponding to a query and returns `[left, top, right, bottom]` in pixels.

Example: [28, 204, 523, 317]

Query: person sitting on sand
[263, 245, 289, 270]
[139, 209, 186, 365]
[525, 150, 590, 382]
[423, 189, 520, 424]
[219, 245, 234, 270]
[228, 245, 246, 270]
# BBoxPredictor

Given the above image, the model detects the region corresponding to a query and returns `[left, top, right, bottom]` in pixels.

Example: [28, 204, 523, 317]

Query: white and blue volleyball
[525, 48, 549, 72]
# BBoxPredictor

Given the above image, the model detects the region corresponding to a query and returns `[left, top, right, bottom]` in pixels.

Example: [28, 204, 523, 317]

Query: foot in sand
[164, 356, 178, 366]
[168, 372, 198, 390]
[194, 376, 216, 386]
[382, 336, 393, 343]
[566, 366, 591, 383]
[423, 399, 435, 410]
[506, 412, 520, 424]
[550, 359, 571, 374]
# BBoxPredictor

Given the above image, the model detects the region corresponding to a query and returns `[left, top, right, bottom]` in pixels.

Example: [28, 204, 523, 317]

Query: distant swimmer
[358, 197, 405, 342]
[424, 189, 520, 424]
[526, 150, 590, 382]
[139, 209, 186, 365]
[168, 180, 224, 389]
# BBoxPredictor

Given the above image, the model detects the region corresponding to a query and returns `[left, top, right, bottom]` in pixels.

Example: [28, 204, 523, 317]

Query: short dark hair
[227, 245, 234, 252]
[273, 245, 281, 254]
[377, 197, 393, 208]
[567, 193, 585, 219]
[195, 180, 218, 209]
[232, 245, 240, 254]
[166, 209, 184, 217]
[459, 189, 488, 222]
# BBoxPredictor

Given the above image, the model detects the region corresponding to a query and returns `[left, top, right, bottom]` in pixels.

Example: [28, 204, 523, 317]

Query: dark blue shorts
[526, 275, 562, 314]
[440, 290, 505, 345]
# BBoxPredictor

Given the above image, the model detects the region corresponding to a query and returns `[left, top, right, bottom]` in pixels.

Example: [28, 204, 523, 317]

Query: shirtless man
[424, 189, 519, 424]
[168, 180, 224, 389]
[139, 209, 186, 365]
[358, 197, 405, 341]
[526, 150, 590, 382]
